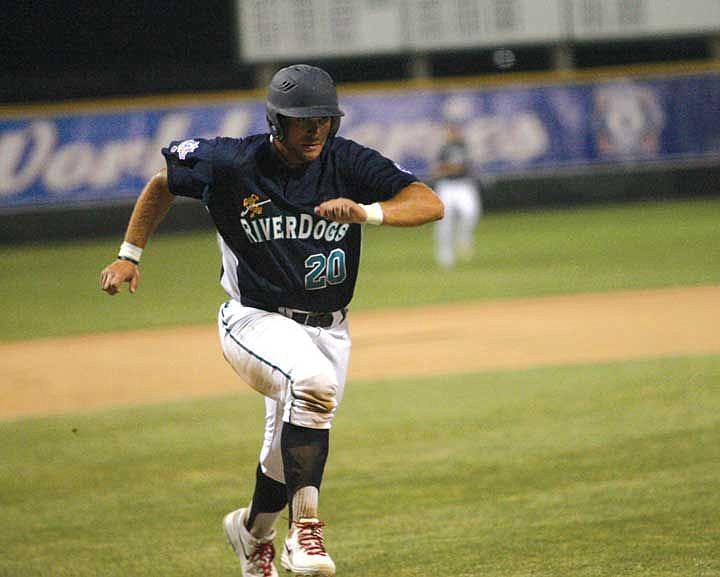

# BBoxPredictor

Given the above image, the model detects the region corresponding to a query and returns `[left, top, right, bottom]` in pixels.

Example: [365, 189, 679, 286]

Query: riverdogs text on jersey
[241, 212, 350, 244]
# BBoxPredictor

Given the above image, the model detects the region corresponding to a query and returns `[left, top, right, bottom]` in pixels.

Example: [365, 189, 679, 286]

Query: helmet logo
[278, 80, 297, 92]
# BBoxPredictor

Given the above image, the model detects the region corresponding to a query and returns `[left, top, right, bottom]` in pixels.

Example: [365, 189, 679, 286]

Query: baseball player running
[100, 64, 443, 577]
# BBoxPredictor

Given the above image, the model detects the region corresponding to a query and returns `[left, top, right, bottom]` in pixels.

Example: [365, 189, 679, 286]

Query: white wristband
[118, 241, 143, 264]
[359, 202, 384, 225]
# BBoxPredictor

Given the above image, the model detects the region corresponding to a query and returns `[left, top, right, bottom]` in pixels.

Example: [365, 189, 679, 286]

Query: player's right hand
[100, 259, 140, 295]
[314, 198, 367, 223]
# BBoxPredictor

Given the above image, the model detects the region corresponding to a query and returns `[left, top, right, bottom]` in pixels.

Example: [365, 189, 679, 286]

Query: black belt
[290, 311, 334, 328]
[277, 306, 347, 328]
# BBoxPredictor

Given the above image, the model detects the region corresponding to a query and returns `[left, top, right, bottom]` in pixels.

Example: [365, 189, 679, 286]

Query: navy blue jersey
[162, 134, 417, 312]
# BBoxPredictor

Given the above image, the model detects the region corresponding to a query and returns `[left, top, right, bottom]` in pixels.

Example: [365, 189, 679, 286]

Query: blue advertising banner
[1, 72, 719, 209]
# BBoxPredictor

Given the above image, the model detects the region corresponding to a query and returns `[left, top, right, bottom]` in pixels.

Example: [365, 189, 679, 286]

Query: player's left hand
[314, 198, 367, 223]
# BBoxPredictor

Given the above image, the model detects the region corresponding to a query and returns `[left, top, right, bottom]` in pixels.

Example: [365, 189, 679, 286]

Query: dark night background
[1, 0, 713, 104]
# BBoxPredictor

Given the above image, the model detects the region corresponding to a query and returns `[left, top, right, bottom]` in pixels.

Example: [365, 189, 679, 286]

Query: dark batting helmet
[266, 64, 344, 140]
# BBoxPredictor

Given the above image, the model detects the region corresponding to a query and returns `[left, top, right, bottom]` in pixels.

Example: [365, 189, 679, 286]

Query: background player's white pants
[218, 299, 351, 483]
[434, 177, 481, 269]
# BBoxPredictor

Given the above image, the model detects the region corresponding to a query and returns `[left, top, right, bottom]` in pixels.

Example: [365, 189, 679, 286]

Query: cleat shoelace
[295, 520, 328, 557]
[249, 541, 276, 576]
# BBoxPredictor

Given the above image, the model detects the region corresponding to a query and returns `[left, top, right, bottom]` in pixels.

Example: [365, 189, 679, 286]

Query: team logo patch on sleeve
[171, 139, 200, 160]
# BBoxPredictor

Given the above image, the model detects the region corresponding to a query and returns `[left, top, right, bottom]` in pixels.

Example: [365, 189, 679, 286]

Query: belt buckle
[291, 311, 310, 325]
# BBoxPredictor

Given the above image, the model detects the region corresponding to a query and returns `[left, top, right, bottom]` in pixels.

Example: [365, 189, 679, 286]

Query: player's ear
[268, 114, 288, 141]
[267, 114, 282, 140]
[330, 117, 341, 137]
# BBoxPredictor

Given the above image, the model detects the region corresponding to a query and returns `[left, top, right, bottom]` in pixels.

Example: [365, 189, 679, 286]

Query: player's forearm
[379, 182, 444, 227]
[124, 170, 175, 248]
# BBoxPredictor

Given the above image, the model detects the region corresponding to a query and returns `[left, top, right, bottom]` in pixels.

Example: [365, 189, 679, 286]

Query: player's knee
[291, 372, 338, 415]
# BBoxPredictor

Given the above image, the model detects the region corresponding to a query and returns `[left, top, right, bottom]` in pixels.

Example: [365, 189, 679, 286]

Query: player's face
[277, 116, 332, 166]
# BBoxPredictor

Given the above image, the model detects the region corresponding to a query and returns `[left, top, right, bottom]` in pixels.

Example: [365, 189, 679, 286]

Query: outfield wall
[1, 63, 719, 243]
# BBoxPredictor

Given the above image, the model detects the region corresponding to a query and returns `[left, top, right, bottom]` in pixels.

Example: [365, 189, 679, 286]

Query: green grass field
[2, 198, 719, 576]
[1, 198, 718, 341]
[2, 356, 719, 576]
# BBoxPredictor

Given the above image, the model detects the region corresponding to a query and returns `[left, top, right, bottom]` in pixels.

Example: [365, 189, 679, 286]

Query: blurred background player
[433, 122, 482, 270]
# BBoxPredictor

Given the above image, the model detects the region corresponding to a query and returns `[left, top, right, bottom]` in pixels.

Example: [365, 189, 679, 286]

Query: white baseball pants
[434, 177, 481, 269]
[217, 299, 351, 483]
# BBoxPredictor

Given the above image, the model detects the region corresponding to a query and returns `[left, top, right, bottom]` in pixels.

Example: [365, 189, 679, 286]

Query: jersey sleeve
[161, 138, 216, 200]
[336, 139, 418, 204]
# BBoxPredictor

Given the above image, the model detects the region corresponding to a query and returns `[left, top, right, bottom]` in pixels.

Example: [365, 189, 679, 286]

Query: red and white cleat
[223, 508, 279, 577]
[280, 518, 335, 576]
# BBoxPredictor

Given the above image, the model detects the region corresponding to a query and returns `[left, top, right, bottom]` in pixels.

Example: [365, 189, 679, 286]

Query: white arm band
[359, 202, 384, 226]
[118, 241, 143, 264]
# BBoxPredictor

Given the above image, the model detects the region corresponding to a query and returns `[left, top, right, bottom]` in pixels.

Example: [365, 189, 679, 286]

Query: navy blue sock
[281, 423, 329, 522]
[247, 463, 287, 529]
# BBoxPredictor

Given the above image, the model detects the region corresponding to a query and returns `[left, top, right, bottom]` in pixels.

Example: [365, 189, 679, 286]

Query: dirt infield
[2, 285, 719, 420]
